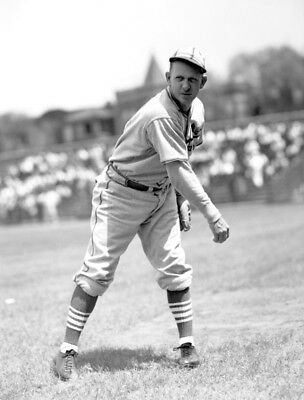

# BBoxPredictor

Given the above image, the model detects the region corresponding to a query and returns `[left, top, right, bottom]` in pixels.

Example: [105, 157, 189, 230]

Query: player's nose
[182, 80, 191, 91]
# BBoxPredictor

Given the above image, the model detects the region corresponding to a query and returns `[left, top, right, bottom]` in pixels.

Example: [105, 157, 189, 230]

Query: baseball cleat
[174, 343, 200, 368]
[52, 349, 78, 381]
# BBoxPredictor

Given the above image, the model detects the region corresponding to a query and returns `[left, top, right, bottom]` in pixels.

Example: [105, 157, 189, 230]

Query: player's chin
[178, 95, 193, 109]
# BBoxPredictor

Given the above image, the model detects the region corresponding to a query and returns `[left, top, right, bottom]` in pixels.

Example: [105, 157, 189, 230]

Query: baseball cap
[169, 46, 207, 73]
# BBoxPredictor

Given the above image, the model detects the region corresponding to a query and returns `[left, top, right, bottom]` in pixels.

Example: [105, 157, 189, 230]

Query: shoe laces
[63, 349, 77, 373]
[173, 342, 194, 356]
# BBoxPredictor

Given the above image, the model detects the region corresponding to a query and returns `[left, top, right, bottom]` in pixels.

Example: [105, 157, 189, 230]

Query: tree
[0, 113, 34, 152]
[227, 46, 304, 113]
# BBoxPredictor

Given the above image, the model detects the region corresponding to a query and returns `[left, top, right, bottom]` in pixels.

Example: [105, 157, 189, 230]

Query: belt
[107, 163, 164, 193]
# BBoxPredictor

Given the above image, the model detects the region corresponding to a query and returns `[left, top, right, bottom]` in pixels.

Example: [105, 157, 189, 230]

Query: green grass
[1, 202, 304, 400]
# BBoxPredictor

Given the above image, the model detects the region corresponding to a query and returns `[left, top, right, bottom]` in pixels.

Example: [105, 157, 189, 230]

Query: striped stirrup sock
[168, 298, 193, 324]
[66, 305, 91, 332]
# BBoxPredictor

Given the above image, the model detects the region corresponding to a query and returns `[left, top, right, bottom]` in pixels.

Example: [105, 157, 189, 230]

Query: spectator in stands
[0, 145, 108, 224]
[243, 140, 268, 187]
[0, 122, 303, 224]
[37, 185, 61, 223]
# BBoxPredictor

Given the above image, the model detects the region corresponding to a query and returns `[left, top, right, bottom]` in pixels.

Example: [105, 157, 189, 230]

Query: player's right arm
[166, 160, 229, 243]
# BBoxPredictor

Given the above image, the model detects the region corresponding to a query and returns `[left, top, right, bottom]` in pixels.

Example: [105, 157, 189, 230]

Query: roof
[65, 107, 114, 123]
[143, 55, 166, 87]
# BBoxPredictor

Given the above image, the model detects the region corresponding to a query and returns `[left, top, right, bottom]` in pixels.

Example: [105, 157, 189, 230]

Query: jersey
[109, 88, 205, 186]
[74, 88, 206, 296]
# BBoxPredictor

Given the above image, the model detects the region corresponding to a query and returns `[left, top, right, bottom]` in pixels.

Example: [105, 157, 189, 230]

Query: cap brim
[169, 56, 207, 73]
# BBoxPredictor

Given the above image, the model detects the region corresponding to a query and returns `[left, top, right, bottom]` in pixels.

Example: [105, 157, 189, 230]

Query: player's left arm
[166, 160, 230, 243]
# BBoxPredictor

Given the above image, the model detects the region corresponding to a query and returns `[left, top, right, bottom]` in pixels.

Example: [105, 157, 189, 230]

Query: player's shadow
[78, 347, 173, 372]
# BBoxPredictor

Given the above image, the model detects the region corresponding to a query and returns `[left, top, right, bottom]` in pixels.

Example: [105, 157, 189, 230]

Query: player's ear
[165, 71, 171, 84]
[200, 74, 207, 89]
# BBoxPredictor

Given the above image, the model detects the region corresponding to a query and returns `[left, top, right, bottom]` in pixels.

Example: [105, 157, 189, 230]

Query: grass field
[1, 201, 304, 400]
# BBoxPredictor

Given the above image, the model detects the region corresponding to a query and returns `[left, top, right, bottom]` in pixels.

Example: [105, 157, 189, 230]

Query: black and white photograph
[1, 0, 304, 399]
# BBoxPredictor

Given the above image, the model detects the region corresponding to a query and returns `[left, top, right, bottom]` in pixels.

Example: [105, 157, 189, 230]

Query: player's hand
[208, 217, 229, 243]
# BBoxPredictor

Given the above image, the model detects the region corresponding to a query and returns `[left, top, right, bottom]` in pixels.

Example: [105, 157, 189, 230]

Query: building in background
[114, 54, 252, 133]
[114, 55, 167, 134]
[0, 53, 273, 154]
[62, 105, 115, 143]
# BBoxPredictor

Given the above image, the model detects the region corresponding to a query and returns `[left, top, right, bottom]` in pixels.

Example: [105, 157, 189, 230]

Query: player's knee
[74, 275, 110, 297]
[157, 272, 192, 292]
[163, 281, 192, 291]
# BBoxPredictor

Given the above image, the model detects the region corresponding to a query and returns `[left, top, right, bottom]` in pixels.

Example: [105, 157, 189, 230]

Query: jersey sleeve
[146, 118, 188, 163]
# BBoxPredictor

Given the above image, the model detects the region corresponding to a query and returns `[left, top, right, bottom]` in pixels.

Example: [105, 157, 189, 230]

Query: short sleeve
[146, 118, 188, 163]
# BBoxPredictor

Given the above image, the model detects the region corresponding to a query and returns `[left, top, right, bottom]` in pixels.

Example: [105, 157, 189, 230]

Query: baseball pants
[73, 165, 193, 296]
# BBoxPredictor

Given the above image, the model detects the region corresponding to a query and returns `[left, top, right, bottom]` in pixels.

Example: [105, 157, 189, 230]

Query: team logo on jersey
[185, 123, 203, 154]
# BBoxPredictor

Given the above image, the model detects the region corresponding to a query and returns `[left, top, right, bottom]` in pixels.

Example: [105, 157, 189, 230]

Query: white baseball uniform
[73, 88, 211, 296]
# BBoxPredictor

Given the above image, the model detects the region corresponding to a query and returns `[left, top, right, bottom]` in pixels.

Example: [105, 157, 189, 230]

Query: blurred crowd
[0, 145, 108, 224]
[192, 120, 304, 195]
[0, 120, 303, 224]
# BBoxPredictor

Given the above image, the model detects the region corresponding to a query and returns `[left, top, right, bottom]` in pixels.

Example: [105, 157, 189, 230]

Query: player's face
[166, 61, 204, 112]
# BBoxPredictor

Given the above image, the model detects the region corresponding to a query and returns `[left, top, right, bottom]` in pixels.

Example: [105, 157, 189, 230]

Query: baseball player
[53, 46, 230, 380]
